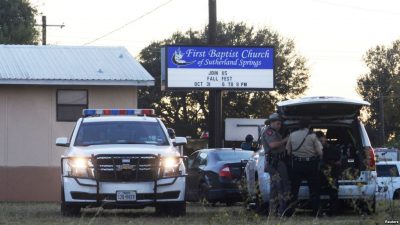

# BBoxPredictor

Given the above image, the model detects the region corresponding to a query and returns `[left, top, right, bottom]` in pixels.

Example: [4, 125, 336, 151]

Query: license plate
[116, 191, 136, 202]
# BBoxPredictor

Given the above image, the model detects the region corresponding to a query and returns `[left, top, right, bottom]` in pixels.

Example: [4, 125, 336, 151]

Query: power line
[83, 0, 174, 45]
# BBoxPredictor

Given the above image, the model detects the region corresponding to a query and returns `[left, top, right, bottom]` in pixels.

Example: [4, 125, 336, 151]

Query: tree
[138, 22, 309, 137]
[357, 39, 400, 146]
[0, 0, 39, 44]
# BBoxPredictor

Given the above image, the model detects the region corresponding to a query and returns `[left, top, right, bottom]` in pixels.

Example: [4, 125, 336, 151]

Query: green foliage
[0, 0, 39, 44]
[386, 135, 400, 149]
[357, 40, 400, 145]
[138, 22, 309, 137]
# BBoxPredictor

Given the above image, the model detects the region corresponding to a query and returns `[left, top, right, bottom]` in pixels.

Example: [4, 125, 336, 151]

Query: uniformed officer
[261, 113, 290, 216]
[315, 131, 341, 216]
[241, 134, 255, 151]
[286, 119, 323, 216]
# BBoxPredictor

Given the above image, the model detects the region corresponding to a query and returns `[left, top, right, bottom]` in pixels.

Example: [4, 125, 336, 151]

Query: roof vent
[97, 69, 103, 73]
[119, 54, 124, 58]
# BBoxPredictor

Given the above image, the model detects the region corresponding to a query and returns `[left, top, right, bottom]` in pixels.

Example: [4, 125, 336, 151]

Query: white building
[0, 45, 154, 201]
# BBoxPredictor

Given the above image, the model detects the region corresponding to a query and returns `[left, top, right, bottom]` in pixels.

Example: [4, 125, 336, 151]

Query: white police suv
[56, 109, 187, 216]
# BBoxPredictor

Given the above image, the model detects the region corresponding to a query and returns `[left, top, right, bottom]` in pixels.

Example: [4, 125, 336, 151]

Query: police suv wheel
[155, 202, 186, 217]
[61, 202, 81, 217]
[61, 185, 81, 217]
[226, 201, 235, 207]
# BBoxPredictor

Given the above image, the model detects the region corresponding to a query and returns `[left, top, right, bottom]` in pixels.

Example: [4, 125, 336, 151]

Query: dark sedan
[186, 148, 253, 206]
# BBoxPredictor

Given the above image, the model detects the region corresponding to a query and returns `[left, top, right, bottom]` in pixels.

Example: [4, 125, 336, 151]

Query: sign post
[208, 0, 220, 148]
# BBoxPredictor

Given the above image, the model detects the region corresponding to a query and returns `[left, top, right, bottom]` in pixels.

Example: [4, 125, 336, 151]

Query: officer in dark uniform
[241, 134, 255, 151]
[261, 113, 290, 216]
[286, 119, 323, 216]
[315, 131, 341, 216]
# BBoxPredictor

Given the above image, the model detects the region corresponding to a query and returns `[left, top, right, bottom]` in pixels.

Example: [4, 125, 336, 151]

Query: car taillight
[219, 165, 232, 179]
[368, 147, 376, 170]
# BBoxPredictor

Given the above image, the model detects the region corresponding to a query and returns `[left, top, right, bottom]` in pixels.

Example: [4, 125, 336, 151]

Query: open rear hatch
[277, 96, 370, 120]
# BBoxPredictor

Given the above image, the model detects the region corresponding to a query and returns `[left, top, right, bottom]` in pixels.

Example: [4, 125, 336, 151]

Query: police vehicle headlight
[162, 157, 182, 177]
[65, 157, 94, 178]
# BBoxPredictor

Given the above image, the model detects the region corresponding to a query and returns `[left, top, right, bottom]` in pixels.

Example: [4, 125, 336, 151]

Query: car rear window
[377, 165, 399, 177]
[214, 151, 253, 162]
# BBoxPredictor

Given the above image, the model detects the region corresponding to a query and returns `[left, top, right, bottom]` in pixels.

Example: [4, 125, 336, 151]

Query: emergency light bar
[83, 109, 155, 117]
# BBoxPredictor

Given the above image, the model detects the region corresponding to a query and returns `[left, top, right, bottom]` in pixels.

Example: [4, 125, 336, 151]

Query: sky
[31, 0, 400, 99]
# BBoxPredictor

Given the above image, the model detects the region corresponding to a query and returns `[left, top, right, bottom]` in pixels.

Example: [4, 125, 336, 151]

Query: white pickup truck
[56, 109, 187, 216]
[376, 161, 400, 200]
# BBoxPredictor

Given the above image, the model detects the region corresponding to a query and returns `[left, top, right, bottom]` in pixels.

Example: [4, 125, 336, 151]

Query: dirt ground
[0, 201, 398, 225]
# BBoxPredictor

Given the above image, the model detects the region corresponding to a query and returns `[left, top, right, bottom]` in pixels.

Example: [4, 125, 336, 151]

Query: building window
[57, 90, 88, 122]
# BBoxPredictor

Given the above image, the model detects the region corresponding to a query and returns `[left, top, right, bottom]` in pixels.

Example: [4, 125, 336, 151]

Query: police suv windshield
[74, 121, 169, 146]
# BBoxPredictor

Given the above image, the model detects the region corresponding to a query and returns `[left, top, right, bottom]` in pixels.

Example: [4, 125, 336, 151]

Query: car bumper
[63, 176, 185, 206]
[206, 188, 242, 202]
[375, 190, 393, 200]
[298, 183, 376, 200]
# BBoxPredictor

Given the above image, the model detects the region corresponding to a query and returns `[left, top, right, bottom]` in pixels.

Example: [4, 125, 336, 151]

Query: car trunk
[277, 96, 372, 181]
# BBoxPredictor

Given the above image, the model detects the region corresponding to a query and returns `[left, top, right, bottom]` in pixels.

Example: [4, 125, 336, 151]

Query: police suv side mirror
[173, 137, 187, 146]
[56, 137, 70, 147]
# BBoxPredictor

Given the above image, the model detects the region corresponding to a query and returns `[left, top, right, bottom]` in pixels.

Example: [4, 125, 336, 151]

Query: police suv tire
[61, 202, 81, 217]
[172, 201, 186, 217]
[61, 185, 81, 217]
[226, 201, 235, 207]
[155, 202, 186, 217]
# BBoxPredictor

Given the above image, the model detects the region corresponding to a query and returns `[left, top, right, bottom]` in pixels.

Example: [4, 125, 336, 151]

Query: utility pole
[208, 0, 223, 148]
[379, 94, 385, 146]
[35, 16, 65, 45]
[42, 16, 46, 45]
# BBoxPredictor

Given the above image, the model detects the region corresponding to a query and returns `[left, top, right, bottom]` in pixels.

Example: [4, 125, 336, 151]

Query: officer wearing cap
[241, 134, 255, 151]
[261, 113, 290, 216]
[286, 119, 323, 216]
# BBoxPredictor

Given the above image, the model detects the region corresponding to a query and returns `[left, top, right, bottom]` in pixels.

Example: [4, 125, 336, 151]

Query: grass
[0, 201, 398, 225]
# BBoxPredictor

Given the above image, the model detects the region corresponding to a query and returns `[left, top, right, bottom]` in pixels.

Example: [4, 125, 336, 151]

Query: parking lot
[0, 201, 398, 225]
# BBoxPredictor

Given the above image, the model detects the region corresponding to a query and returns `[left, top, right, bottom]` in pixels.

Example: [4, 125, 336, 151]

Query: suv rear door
[277, 96, 376, 200]
[277, 96, 370, 120]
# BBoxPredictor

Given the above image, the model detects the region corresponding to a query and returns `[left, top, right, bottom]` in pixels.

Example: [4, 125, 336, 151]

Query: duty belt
[293, 156, 319, 162]
[268, 152, 286, 161]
